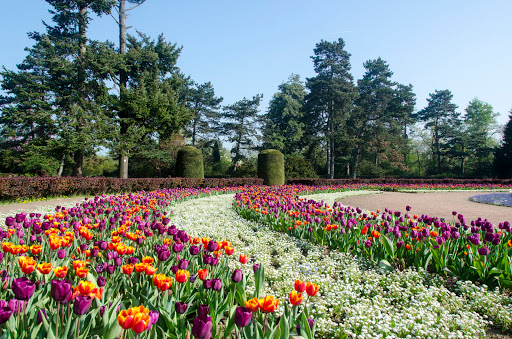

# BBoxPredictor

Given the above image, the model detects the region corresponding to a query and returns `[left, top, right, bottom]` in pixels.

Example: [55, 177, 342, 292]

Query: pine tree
[262, 74, 306, 155]
[305, 38, 358, 179]
[222, 95, 263, 164]
[495, 111, 512, 178]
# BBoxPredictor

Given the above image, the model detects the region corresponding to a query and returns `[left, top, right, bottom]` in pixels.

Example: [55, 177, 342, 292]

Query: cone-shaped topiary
[176, 146, 204, 178]
[258, 149, 284, 185]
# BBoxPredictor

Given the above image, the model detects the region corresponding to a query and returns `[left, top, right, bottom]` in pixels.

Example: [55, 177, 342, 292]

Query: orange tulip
[289, 291, 303, 306]
[118, 308, 135, 329]
[144, 266, 157, 276]
[258, 296, 279, 313]
[134, 263, 147, 274]
[175, 270, 190, 284]
[54, 266, 68, 278]
[19, 256, 36, 274]
[30, 245, 42, 255]
[224, 246, 235, 256]
[197, 269, 208, 281]
[37, 262, 53, 275]
[244, 297, 260, 312]
[122, 264, 134, 275]
[76, 267, 89, 278]
[294, 279, 306, 293]
[305, 282, 319, 297]
[239, 254, 248, 264]
[142, 257, 154, 265]
[132, 312, 150, 334]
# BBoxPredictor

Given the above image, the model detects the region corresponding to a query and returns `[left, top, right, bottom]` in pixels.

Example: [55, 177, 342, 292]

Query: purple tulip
[478, 246, 490, 256]
[97, 276, 106, 287]
[198, 304, 210, 317]
[0, 306, 12, 324]
[171, 265, 179, 274]
[7, 299, 25, 314]
[203, 279, 212, 290]
[210, 258, 219, 266]
[234, 307, 252, 328]
[253, 264, 260, 273]
[206, 240, 218, 252]
[107, 265, 115, 275]
[189, 245, 200, 255]
[148, 310, 159, 330]
[51, 279, 73, 304]
[73, 295, 92, 315]
[211, 279, 222, 291]
[172, 243, 184, 253]
[12, 277, 35, 301]
[158, 250, 171, 262]
[192, 314, 213, 339]
[178, 259, 189, 270]
[36, 309, 47, 324]
[231, 269, 243, 283]
[364, 240, 372, 248]
[175, 302, 188, 314]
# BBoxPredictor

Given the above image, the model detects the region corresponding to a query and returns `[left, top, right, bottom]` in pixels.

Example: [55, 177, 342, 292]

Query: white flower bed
[169, 193, 508, 338]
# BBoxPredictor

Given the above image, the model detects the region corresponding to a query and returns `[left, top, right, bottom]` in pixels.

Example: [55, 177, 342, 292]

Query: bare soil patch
[339, 191, 511, 225]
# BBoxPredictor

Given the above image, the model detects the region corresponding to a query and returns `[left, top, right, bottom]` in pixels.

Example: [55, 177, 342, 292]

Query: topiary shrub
[176, 146, 204, 179]
[258, 149, 284, 185]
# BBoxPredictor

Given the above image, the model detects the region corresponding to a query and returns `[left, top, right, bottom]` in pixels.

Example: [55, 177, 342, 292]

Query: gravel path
[339, 191, 512, 225]
[0, 197, 88, 215]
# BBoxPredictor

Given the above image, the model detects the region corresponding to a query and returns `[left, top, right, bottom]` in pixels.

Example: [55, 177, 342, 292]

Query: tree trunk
[329, 138, 335, 179]
[118, 0, 129, 178]
[72, 150, 84, 177]
[350, 146, 360, 178]
[57, 154, 65, 177]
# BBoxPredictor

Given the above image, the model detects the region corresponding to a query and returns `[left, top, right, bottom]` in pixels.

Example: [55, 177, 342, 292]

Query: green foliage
[201, 139, 232, 178]
[257, 149, 285, 185]
[495, 111, 512, 178]
[176, 146, 204, 178]
[284, 155, 318, 179]
[262, 74, 306, 154]
[222, 95, 263, 163]
[233, 157, 257, 178]
[305, 38, 358, 179]
[83, 155, 118, 177]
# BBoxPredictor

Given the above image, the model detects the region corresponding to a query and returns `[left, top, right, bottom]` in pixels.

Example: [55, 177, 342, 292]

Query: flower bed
[470, 193, 512, 207]
[0, 184, 511, 338]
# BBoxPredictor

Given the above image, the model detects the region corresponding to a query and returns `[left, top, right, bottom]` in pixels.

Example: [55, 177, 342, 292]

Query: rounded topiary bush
[176, 146, 204, 179]
[257, 149, 284, 186]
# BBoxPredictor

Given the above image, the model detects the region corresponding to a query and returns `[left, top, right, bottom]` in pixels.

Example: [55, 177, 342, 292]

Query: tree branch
[110, 13, 120, 25]
[127, 2, 145, 11]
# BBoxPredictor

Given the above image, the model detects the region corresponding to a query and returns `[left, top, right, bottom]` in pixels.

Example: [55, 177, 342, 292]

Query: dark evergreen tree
[305, 38, 358, 179]
[0, 0, 114, 176]
[185, 81, 223, 145]
[222, 95, 263, 164]
[349, 58, 415, 177]
[417, 90, 458, 174]
[262, 74, 306, 155]
[495, 111, 512, 178]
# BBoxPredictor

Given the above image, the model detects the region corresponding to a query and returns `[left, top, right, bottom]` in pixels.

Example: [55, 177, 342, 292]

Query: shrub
[258, 149, 285, 185]
[284, 155, 318, 179]
[175, 146, 204, 179]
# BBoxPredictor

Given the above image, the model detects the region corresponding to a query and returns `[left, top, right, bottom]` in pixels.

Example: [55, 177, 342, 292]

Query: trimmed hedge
[257, 149, 285, 186]
[0, 177, 263, 201]
[287, 178, 512, 186]
[176, 146, 204, 179]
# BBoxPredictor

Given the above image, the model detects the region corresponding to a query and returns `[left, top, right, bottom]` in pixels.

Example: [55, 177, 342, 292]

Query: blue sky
[1, 0, 511, 125]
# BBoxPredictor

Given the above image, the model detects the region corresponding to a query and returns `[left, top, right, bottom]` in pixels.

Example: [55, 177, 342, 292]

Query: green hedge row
[0, 177, 264, 201]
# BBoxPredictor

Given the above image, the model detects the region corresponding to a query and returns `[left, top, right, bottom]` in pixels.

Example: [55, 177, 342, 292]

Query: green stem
[56, 303, 60, 338]
[76, 315, 80, 339]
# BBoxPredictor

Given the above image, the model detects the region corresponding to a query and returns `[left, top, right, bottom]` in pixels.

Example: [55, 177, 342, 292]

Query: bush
[176, 146, 204, 179]
[285, 155, 318, 179]
[0, 177, 264, 201]
[258, 149, 285, 185]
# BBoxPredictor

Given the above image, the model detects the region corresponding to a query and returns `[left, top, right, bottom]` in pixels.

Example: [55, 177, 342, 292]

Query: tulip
[36, 309, 47, 324]
[290, 290, 304, 306]
[172, 243, 184, 253]
[7, 299, 25, 314]
[258, 295, 279, 313]
[203, 279, 212, 289]
[206, 240, 218, 252]
[239, 254, 248, 264]
[132, 311, 151, 334]
[252, 264, 260, 273]
[198, 269, 208, 281]
[122, 264, 134, 275]
[306, 282, 319, 297]
[176, 270, 190, 283]
[73, 295, 92, 315]
[234, 307, 252, 328]
[97, 276, 106, 287]
[211, 279, 222, 291]
[231, 269, 242, 283]
[175, 302, 188, 314]
[294, 279, 306, 292]
[189, 245, 200, 255]
[157, 250, 171, 262]
[178, 259, 189, 270]
[192, 314, 213, 339]
[198, 304, 210, 318]
[118, 308, 135, 329]
[0, 306, 12, 324]
[12, 277, 35, 301]
[51, 279, 73, 304]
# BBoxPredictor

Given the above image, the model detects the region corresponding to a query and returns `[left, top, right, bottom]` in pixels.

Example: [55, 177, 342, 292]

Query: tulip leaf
[62, 316, 76, 338]
[378, 259, 393, 272]
[279, 313, 290, 339]
[299, 312, 313, 339]
[31, 323, 43, 339]
[253, 264, 265, 299]
[221, 310, 236, 339]
[382, 236, 395, 259]
[40, 310, 56, 339]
